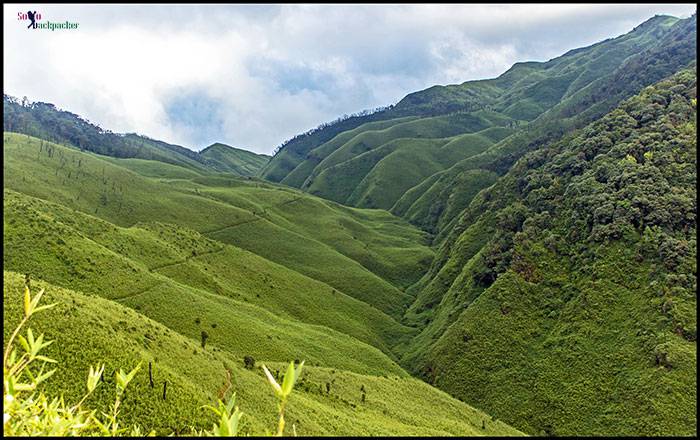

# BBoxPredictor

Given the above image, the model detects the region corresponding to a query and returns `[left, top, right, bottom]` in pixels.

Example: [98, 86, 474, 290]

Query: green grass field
[2, 132, 432, 318]
[3, 272, 523, 436]
[199, 143, 270, 176]
[2, 131, 526, 435]
[3, 13, 696, 437]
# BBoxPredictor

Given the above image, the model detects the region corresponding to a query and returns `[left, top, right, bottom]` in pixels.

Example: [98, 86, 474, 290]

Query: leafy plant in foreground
[3, 285, 149, 436]
[4, 283, 305, 436]
[262, 360, 304, 436]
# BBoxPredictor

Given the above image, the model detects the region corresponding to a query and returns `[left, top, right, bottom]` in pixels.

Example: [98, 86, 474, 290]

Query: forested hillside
[402, 68, 697, 436]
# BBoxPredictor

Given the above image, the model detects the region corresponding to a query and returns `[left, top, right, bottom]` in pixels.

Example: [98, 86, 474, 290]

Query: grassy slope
[394, 15, 695, 238]
[401, 69, 697, 435]
[3, 189, 414, 357]
[2, 133, 432, 318]
[262, 15, 688, 239]
[3, 272, 523, 436]
[302, 111, 513, 207]
[346, 127, 514, 211]
[281, 116, 419, 188]
[199, 143, 270, 176]
[102, 156, 204, 179]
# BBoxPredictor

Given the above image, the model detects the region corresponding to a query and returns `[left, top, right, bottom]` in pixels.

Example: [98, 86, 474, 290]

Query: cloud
[3, 4, 696, 154]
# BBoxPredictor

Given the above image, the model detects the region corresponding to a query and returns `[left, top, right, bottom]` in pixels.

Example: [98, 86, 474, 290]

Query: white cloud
[3, 4, 696, 154]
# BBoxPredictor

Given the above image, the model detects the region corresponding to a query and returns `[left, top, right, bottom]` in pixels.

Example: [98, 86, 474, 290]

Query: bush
[243, 355, 256, 370]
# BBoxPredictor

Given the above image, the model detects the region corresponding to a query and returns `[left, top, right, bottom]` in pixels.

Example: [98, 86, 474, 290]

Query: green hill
[262, 15, 695, 237]
[393, 14, 697, 239]
[199, 143, 270, 176]
[3, 133, 432, 318]
[3, 12, 696, 437]
[3, 271, 523, 436]
[2, 97, 267, 177]
[400, 68, 697, 436]
[3, 132, 521, 435]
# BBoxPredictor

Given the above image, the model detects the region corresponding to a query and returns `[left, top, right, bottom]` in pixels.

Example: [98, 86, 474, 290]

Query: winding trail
[201, 196, 304, 236]
[114, 281, 164, 302]
[147, 247, 226, 272]
[217, 367, 233, 400]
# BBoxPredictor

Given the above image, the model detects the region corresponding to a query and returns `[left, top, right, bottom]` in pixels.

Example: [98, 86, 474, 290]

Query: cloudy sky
[3, 4, 696, 154]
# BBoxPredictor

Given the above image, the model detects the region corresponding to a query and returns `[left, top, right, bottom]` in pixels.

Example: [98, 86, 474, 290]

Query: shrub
[243, 355, 256, 370]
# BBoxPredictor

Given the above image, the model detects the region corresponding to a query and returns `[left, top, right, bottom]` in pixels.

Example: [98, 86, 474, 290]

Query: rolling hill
[199, 143, 270, 176]
[261, 14, 696, 240]
[2, 96, 269, 177]
[3, 272, 522, 436]
[3, 11, 696, 438]
[3, 130, 498, 435]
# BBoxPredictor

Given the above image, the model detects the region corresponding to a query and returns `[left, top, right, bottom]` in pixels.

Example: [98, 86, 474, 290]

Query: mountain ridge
[2, 96, 270, 177]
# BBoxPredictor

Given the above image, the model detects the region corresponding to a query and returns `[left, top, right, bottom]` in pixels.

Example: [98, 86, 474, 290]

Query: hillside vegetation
[402, 68, 697, 436]
[3, 96, 270, 177]
[262, 15, 696, 240]
[3, 12, 697, 437]
[3, 272, 522, 436]
[3, 126, 509, 435]
[200, 143, 270, 176]
[3, 133, 432, 318]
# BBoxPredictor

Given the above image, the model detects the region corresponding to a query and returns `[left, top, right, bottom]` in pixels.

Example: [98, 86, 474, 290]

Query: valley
[3, 10, 697, 437]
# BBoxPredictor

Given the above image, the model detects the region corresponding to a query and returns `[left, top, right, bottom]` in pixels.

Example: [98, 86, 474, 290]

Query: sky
[3, 4, 696, 154]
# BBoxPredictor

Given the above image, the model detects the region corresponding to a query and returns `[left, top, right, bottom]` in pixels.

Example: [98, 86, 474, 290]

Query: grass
[199, 143, 270, 176]
[3, 188, 415, 361]
[300, 111, 514, 206]
[102, 157, 204, 179]
[281, 116, 418, 188]
[3, 272, 524, 436]
[2, 132, 432, 318]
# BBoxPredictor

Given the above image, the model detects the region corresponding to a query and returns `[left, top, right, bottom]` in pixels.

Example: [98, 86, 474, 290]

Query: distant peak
[200, 142, 236, 153]
[633, 14, 678, 30]
[200, 142, 269, 157]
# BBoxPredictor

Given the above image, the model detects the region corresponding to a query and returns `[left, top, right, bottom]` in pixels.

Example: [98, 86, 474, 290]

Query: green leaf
[23, 286, 31, 317]
[27, 327, 34, 347]
[281, 361, 296, 397]
[295, 360, 305, 382]
[33, 303, 58, 314]
[261, 364, 282, 396]
[226, 393, 237, 414]
[35, 368, 56, 384]
[29, 288, 46, 315]
[13, 382, 35, 391]
[87, 364, 105, 393]
[124, 362, 142, 385]
[116, 370, 127, 390]
[17, 335, 30, 353]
